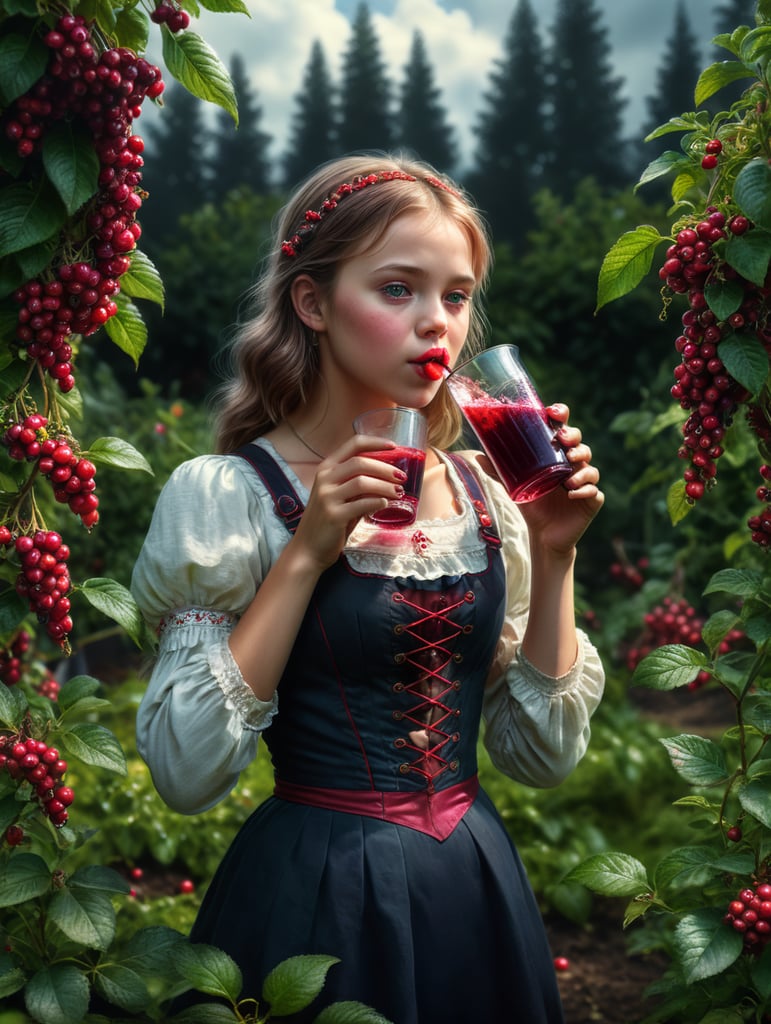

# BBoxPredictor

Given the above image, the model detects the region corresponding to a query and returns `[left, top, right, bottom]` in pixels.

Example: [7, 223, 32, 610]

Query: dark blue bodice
[237, 444, 506, 795]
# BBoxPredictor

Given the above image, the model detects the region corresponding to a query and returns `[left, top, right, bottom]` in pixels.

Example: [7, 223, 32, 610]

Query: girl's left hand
[515, 403, 604, 555]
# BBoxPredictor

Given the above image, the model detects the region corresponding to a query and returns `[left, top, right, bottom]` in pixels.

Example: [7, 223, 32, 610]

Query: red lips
[412, 348, 449, 381]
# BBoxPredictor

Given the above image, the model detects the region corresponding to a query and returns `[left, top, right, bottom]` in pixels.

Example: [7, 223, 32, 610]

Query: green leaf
[0, 676, 26, 729]
[596, 225, 663, 311]
[724, 229, 771, 286]
[79, 577, 145, 647]
[57, 674, 103, 711]
[0, 795, 20, 836]
[49, 887, 116, 950]
[87, 436, 153, 473]
[170, 1004, 239, 1022]
[314, 1003, 395, 1024]
[161, 30, 238, 124]
[704, 277, 744, 321]
[103, 294, 148, 366]
[659, 734, 729, 785]
[93, 963, 149, 1013]
[0, 853, 51, 908]
[42, 123, 100, 216]
[654, 847, 719, 893]
[702, 609, 741, 654]
[119, 248, 165, 310]
[744, 695, 771, 734]
[562, 852, 650, 897]
[743, 614, 771, 645]
[738, 777, 771, 828]
[704, 568, 763, 599]
[0, 32, 49, 106]
[673, 908, 743, 983]
[68, 864, 130, 896]
[694, 60, 756, 106]
[667, 478, 691, 525]
[197, 0, 250, 11]
[671, 169, 700, 204]
[59, 721, 127, 775]
[0, 182, 65, 259]
[113, 4, 150, 54]
[734, 158, 771, 230]
[717, 332, 770, 396]
[24, 964, 90, 1024]
[122, 925, 187, 977]
[0, 951, 26, 999]
[634, 152, 690, 192]
[170, 943, 242, 1002]
[262, 954, 340, 1016]
[632, 645, 708, 691]
[740, 25, 771, 64]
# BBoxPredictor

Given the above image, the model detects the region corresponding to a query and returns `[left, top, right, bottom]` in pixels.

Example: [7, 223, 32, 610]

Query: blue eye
[446, 291, 469, 305]
[383, 283, 409, 298]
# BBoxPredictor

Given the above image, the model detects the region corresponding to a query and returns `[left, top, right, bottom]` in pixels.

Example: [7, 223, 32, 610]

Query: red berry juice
[369, 445, 426, 526]
[461, 398, 571, 502]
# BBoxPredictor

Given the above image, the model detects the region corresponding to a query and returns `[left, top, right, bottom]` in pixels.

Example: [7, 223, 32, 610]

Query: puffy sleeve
[131, 454, 281, 814]
[463, 454, 605, 788]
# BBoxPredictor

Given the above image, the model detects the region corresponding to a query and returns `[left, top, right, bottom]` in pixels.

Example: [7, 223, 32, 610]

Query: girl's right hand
[292, 434, 407, 571]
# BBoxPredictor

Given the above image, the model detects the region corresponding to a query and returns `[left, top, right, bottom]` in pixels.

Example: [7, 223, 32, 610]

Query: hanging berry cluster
[723, 879, 771, 955]
[0, 732, 73, 830]
[2, 12, 164, 392]
[3, 413, 99, 528]
[659, 212, 755, 502]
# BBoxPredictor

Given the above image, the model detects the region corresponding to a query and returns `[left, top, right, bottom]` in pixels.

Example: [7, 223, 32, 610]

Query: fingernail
[394, 469, 408, 482]
[394, 485, 405, 497]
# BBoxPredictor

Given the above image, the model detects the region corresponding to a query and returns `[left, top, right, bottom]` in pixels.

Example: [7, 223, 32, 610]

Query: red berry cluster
[0, 630, 30, 687]
[10, 532, 73, 651]
[150, 2, 191, 32]
[723, 880, 771, 955]
[659, 213, 757, 504]
[36, 672, 60, 702]
[701, 138, 723, 170]
[2, 13, 163, 390]
[748, 464, 771, 548]
[2, 415, 99, 528]
[625, 595, 744, 689]
[0, 734, 73, 827]
[610, 556, 648, 590]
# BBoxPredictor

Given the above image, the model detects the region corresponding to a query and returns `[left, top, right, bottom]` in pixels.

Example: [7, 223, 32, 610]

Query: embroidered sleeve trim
[208, 638, 279, 731]
[514, 634, 586, 697]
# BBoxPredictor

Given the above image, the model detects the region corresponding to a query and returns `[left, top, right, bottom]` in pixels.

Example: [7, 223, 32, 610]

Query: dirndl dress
[181, 443, 565, 1024]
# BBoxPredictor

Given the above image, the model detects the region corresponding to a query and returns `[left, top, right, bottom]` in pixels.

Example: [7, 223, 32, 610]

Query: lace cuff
[208, 637, 279, 732]
[512, 633, 587, 697]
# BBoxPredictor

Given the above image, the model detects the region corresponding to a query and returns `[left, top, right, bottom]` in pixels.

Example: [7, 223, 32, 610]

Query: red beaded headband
[280, 170, 461, 258]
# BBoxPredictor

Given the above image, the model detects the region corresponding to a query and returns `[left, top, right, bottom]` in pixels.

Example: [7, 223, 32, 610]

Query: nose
[417, 297, 448, 339]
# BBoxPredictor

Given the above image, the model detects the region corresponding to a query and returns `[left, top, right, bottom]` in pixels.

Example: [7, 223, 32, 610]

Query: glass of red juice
[353, 407, 428, 527]
[446, 345, 572, 503]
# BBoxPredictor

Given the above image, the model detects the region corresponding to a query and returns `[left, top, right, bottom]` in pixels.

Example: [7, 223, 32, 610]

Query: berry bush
[568, 4, 771, 1021]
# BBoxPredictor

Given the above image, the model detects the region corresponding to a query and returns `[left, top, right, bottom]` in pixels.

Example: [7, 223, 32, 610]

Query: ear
[290, 275, 327, 332]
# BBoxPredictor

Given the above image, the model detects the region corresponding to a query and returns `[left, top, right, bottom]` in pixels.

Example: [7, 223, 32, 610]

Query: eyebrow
[374, 263, 477, 287]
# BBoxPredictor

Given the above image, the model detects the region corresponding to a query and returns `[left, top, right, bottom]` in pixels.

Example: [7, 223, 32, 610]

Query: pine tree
[643, 1, 703, 158]
[396, 30, 457, 173]
[337, 3, 394, 154]
[208, 54, 272, 198]
[465, 0, 547, 246]
[140, 80, 210, 249]
[283, 40, 338, 188]
[544, 0, 627, 197]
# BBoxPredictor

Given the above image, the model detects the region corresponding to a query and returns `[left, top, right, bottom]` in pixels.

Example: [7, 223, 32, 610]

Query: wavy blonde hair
[213, 152, 493, 454]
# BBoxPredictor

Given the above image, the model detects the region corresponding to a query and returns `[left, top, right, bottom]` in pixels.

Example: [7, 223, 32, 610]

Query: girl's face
[314, 209, 476, 412]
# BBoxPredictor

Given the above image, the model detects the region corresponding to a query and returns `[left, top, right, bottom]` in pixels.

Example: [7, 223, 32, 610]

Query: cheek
[334, 295, 402, 350]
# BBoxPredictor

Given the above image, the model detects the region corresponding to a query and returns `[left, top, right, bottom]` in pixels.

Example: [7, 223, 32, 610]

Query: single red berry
[705, 139, 723, 155]
[553, 956, 570, 972]
[727, 826, 742, 842]
[179, 879, 195, 894]
[5, 825, 24, 846]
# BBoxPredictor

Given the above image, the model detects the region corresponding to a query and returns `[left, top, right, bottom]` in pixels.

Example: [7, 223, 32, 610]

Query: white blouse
[131, 440, 605, 814]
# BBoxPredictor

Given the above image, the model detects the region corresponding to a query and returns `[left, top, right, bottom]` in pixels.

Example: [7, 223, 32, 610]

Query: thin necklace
[286, 419, 326, 460]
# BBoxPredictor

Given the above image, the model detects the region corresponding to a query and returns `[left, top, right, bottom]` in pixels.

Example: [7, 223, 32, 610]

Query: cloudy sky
[166, 0, 736, 171]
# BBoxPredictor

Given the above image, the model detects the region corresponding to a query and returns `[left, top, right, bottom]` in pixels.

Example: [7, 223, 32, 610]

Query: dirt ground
[544, 684, 737, 1024]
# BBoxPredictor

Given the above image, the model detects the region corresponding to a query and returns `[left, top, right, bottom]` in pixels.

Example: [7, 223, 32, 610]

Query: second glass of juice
[353, 406, 428, 526]
[446, 345, 571, 503]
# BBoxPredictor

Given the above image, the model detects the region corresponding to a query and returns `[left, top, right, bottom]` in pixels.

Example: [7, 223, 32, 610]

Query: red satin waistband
[273, 774, 480, 842]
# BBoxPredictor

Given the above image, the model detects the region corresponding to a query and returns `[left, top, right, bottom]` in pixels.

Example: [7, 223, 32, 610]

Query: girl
[131, 153, 605, 1023]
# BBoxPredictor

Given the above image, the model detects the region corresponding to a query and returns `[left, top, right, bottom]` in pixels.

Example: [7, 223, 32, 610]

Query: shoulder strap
[445, 452, 501, 548]
[234, 443, 305, 536]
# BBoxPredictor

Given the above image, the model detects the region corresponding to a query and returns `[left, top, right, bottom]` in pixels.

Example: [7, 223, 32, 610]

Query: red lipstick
[412, 347, 449, 381]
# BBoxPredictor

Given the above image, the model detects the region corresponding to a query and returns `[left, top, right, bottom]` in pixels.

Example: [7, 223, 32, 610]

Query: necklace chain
[286, 419, 326, 460]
